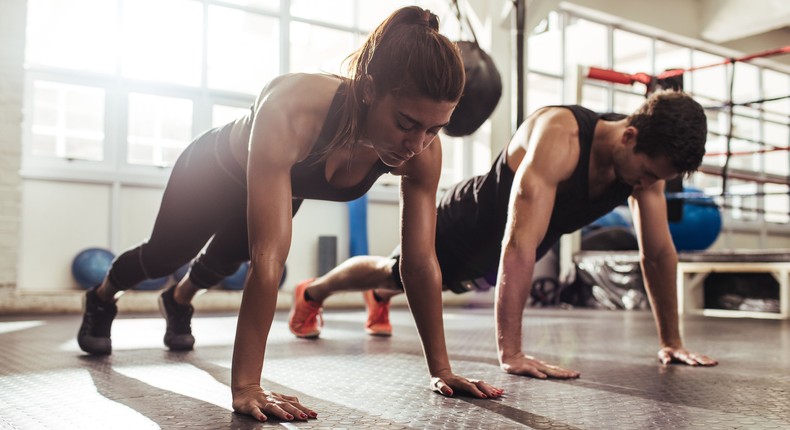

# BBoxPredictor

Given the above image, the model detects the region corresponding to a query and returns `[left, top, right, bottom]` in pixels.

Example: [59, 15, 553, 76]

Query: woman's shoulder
[255, 73, 344, 113]
[248, 74, 346, 153]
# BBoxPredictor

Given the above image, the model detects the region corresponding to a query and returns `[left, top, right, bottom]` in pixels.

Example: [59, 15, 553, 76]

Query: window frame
[531, 5, 790, 237]
[21, 0, 476, 200]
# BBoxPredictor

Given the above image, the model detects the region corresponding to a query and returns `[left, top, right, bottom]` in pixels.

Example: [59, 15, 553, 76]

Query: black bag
[444, 1, 502, 137]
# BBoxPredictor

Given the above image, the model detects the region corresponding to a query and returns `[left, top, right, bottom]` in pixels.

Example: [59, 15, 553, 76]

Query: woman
[77, 6, 503, 422]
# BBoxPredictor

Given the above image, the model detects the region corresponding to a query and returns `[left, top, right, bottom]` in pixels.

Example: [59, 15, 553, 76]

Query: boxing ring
[572, 45, 790, 320]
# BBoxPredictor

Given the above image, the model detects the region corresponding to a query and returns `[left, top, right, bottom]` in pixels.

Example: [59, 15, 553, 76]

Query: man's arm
[496, 109, 581, 379]
[630, 181, 718, 366]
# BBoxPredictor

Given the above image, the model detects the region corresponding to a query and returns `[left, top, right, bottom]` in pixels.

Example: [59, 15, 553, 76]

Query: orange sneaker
[288, 279, 323, 339]
[363, 290, 392, 336]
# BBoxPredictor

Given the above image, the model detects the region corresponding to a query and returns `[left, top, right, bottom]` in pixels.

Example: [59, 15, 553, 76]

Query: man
[289, 90, 718, 379]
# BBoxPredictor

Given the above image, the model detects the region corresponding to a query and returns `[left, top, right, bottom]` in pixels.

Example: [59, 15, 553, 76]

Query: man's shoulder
[529, 106, 581, 131]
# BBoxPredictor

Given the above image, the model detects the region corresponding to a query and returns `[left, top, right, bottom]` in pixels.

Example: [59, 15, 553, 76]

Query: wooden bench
[677, 250, 790, 320]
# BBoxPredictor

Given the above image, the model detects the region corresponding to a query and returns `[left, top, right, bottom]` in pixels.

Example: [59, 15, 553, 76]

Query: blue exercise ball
[583, 207, 632, 235]
[173, 263, 190, 282]
[72, 248, 115, 289]
[134, 275, 170, 291]
[221, 262, 250, 290]
[668, 188, 722, 251]
[220, 262, 287, 290]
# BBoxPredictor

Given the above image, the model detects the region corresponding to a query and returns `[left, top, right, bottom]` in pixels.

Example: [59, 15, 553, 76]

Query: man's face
[614, 149, 679, 190]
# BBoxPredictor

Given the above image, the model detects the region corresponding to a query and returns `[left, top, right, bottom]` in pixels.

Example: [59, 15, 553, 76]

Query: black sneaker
[159, 287, 195, 351]
[77, 287, 117, 355]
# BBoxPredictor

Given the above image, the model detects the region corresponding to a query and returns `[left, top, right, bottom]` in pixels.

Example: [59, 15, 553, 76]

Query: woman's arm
[230, 77, 325, 422]
[398, 137, 502, 399]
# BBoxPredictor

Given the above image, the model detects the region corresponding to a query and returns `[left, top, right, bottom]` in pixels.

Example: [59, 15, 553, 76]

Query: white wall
[15, 179, 385, 292]
[18, 181, 110, 291]
[0, 0, 25, 287]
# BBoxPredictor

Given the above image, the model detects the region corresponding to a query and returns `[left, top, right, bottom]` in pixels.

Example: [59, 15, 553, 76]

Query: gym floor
[1, 305, 788, 429]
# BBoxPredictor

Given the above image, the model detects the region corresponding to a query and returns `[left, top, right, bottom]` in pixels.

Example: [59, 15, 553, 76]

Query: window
[289, 22, 355, 74]
[30, 81, 105, 161]
[23, 0, 472, 190]
[527, 7, 790, 230]
[565, 18, 608, 70]
[528, 12, 562, 75]
[127, 94, 193, 167]
[207, 6, 280, 93]
[526, 74, 563, 115]
[121, 0, 203, 86]
[613, 29, 652, 75]
[26, 0, 117, 74]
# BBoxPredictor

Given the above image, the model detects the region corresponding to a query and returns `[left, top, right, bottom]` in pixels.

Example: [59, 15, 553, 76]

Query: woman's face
[362, 92, 456, 168]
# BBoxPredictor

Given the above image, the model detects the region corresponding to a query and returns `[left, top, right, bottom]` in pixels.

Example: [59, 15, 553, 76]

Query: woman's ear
[361, 75, 376, 105]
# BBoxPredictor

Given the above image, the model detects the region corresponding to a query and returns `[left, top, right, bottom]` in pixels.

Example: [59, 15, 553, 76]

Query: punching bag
[444, 41, 502, 137]
[444, 0, 502, 137]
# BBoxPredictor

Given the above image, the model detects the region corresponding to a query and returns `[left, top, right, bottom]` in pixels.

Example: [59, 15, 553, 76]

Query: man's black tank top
[434, 105, 633, 286]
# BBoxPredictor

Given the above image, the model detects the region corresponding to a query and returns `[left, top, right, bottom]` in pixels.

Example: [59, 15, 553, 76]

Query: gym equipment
[71, 248, 115, 289]
[444, 0, 502, 137]
[173, 263, 189, 282]
[134, 275, 170, 291]
[589, 209, 631, 229]
[582, 207, 632, 236]
[444, 41, 502, 137]
[669, 188, 722, 251]
[221, 262, 249, 290]
[220, 262, 287, 290]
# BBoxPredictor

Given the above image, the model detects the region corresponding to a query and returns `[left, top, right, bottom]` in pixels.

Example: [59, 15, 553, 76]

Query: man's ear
[623, 126, 639, 146]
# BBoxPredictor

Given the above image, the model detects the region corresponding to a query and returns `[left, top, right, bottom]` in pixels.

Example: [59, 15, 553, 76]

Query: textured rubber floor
[0, 306, 787, 429]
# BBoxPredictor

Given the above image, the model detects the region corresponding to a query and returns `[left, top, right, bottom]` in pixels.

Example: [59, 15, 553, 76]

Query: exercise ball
[668, 188, 721, 251]
[135, 275, 170, 291]
[220, 262, 287, 290]
[72, 248, 115, 289]
[591, 210, 631, 229]
[173, 263, 189, 282]
[221, 262, 249, 290]
[582, 207, 632, 236]
[444, 41, 502, 137]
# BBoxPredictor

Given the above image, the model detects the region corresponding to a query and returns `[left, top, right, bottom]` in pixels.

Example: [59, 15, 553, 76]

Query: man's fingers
[686, 352, 718, 367]
[521, 367, 548, 379]
[681, 353, 700, 366]
[695, 354, 718, 366]
[659, 348, 718, 367]
[542, 365, 580, 379]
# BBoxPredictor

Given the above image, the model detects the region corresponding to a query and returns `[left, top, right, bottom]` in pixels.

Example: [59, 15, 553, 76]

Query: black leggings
[107, 123, 302, 290]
